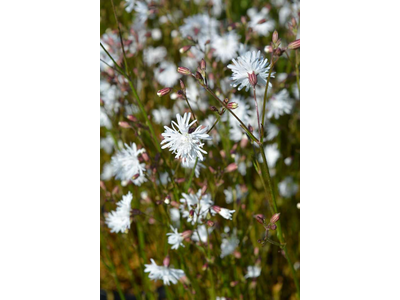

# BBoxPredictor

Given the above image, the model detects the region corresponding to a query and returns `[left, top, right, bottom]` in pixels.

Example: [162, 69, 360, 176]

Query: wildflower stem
[207, 114, 220, 134]
[185, 157, 198, 192]
[199, 82, 259, 144]
[253, 87, 262, 137]
[260, 59, 277, 143]
[183, 94, 197, 123]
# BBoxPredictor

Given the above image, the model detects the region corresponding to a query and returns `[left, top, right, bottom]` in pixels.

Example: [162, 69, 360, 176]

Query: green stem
[185, 157, 198, 191]
[261, 59, 277, 142]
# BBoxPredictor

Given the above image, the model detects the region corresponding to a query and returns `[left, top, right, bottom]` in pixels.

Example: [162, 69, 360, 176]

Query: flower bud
[241, 16, 247, 24]
[100, 99, 104, 106]
[257, 18, 267, 25]
[163, 256, 170, 267]
[248, 71, 257, 87]
[269, 224, 277, 230]
[177, 66, 191, 75]
[179, 45, 191, 53]
[212, 205, 221, 213]
[254, 214, 265, 224]
[200, 59, 206, 71]
[272, 30, 279, 43]
[100, 181, 106, 191]
[112, 186, 119, 195]
[187, 35, 193, 41]
[179, 79, 185, 90]
[227, 102, 238, 109]
[274, 47, 284, 56]
[206, 220, 215, 227]
[189, 209, 195, 217]
[270, 213, 280, 224]
[126, 115, 137, 122]
[210, 106, 218, 112]
[195, 71, 203, 81]
[118, 121, 131, 128]
[288, 39, 300, 50]
[182, 230, 192, 239]
[225, 163, 238, 173]
[132, 173, 140, 180]
[264, 45, 273, 53]
[157, 87, 172, 97]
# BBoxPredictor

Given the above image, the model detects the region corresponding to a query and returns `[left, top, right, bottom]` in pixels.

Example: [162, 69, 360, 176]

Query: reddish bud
[248, 71, 258, 87]
[264, 45, 273, 53]
[118, 121, 131, 128]
[179, 79, 185, 90]
[272, 30, 279, 43]
[206, 220, 215, 227]
[163, 256, 170, 267]
[227, 102, 238, 109]
[200, 59, 206, 71]
[126, 115, 137, 122]
[100, 181, 106, 191]
[179, 45, 191, 54]
[157, 87, 172, 97]
[177, 66, 191, 75]
[257, 18, 267, 24]
[225, 163, 238, 173]
[254, 214, 265, 224]
[182, 230, 192, 239]
[288, 39, 300, 50]
[112, 186, 119, 195]
[269, 224, 277, 230]
[270, 213, 280, 224]
[241, 16, 247, 24]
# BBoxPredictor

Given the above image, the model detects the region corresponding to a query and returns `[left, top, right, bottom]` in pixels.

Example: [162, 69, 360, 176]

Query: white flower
[224, 185, 245, 204]
[179, 189, 214, 225]
[125, 0, 135, 13]
[228, 51, 274, 92]
[111, 143, 147, 185]
[166, 226, 185, 250]
[244, 266, 262, 279]
[100, 134, 115, 154]
[170, 208, 181, 227]
[212, 206, 235, 220]
[211, 0, 223, 16]
[247, 7, 275, 36]
[151, 28, 162, 40]
[179, 14, 218, 40]
[260, 143, 280, 168]
[222, 95, 252, 142]
[101, 162, 114, 181]
[143, 46, 167, 66]
[212, 31, 240, 63]
[134, 1, 149, 24]
[191, 225, 213, 243]
[220, 235, 239, 258]
[100, 108, 112, 129]
[161, 113, 211, 166]
[266, 123, 280, 141]
[278, 176, 299, 198]
[105, 192, 133, 233]
[155, 61, 181, 87]
[266, 89, 293, 119]
[152, 107, 171, 125]
[144, 259, 185, 285]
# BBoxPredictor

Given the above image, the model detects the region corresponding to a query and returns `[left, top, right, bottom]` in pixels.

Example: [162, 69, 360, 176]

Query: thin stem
[253, 87, 262, 137]
[207, 114, 221, 134]
[183, 93, 197, 123]
[261, 59, 277, 143]
[185, 157, 198, 192]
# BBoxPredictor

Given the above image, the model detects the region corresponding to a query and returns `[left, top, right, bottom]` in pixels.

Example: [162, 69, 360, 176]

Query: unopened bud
[100, 99, 104, 106]
[204, 40, 210, 46]
[272, 30, 279, 43]
[254, 214, 265, 224]
[248, 124, 254, 133]
[200, 59, 206, 71]
[182, 230, 192, 239]
[189, 210, 195, 217]
[179, 45, 191, 53]
[112, 186, 119, 194]
[269, 224, 277, 230]
[100, 181, 106, 191]
[157, 87, 172, 97]
[248, 71, 257, 87]
[270, 213, 280, 224]
[187, 35, 193, 41]
[223, 98, 229, 104]
[274, 47, 284, 56]
[210, 106, 218, 112]
[264, 45, 273, 53]
[201, 185, 207, 195]
[288, 39, 300, 50]
[118, 121, 131, 128]
[225, 163, 238, 173]
[180, 79, 185, 90]
[241, 16, 247, 24]
[227, 102, 238, 109]
[195, 71, 203, 81]
[206, 220, 215, 227]
[202, 263, 208, 271]
[163, 256, 170, 267]
[132, 173, 140, 180]
[230, 281, 239, 287]
[126, 115, 137, 122]
[177, 66, 191, 75]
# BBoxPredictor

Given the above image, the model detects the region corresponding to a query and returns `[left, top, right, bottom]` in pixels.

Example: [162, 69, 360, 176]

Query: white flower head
[220, 235, 240, 258]
[166, 225, 185, 250]
[247, 7, 275, 36]
[143, 46, 167, 66]
[278, 176, 299, 198]
[111, 143, 147, 185]
[212, 206, 235, 220]
[259, 143, 280, 168]
[244, 266, 262, 279]
[125, 0, 135, 13]
[212, 31, 240, 63]
[221, 95, 252, 142]
[152, 107, 172, 125]
[266, 89, 293, 119]
[155, 61, 181, 87]
[179, 14, 218, 40]
[228, 51, 274, 92]
[191, 225, 213, 243]
[180, 189, 213, 225]
[105, 192, 133, 233]
[161, 113, 211, 166]
[181, 158, 206, 178]
[144, 259, 185, 285]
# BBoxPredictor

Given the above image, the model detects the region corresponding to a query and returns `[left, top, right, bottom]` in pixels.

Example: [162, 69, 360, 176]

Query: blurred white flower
[212, 31, 240, 63]
[161, 113, 211, 166]
[144, 259, 185, 285]
[179, 14, 218, 40]
[100, 134, 115, 154]
[266, 89, 293, 119]
[166, 226, 185, 250]
[155, 61, 181, 87]
[222, 95, 252, 142]
[111, 143, 147, 185]
[212, 206, 235, 220]
[101, 162, 114, 181]
[228, 51, 274, 91]
[134, 1, 149, 24]
[211, 0, 223, 16]
[191, 225, 213, 243]
[105, 192, 133, 233]
[220, 235, 239, 258]
[278, 176, 299, 198]
[125, 0, 135, 13]
[260, 143, 280, 168]
[143, 46, 167, 66]
[151, 28, 162, 40]
[100, 108, 112, 129]
[266, 123, 280, 141]
[170, 208, 181, 227]
[152, 107, 172, 125]
[224, 184, 245, 204]
[247, 7, 275, 36]
[181, 158, 205, 178]
[244, 266, 262, 279]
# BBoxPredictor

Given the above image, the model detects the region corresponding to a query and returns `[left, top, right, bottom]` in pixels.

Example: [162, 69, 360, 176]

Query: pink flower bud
[241, 16, 247, 24]
[132, 173, 140, 180]
[212, 206, 221, 213]
[180, 79, 185, 90]
[118, 121, 131, 128]
[257, 18, 267, 24]
[200, 59, 206, 70]
[179, 45, 191, 53]
[225, 163, 238, 173]
[288, 39, 300, 50]
[264, 45, 273, 53]
[269, 224, 277, 230]
[248, 71, 258, 87]
[126, 115, 137, 122]
[270, 213, 280, 224]
[227, 102, 238, 109]
[177, 66, 191, 75]
[254, 214, 265, 224]
[206, 220, 215, 227]
[182, 230, 192, 239]
[112, 186, 119, 194]
[100, 181, 106, 191]
[157, 87, 172, 97]
[163, 256, 170, 267]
